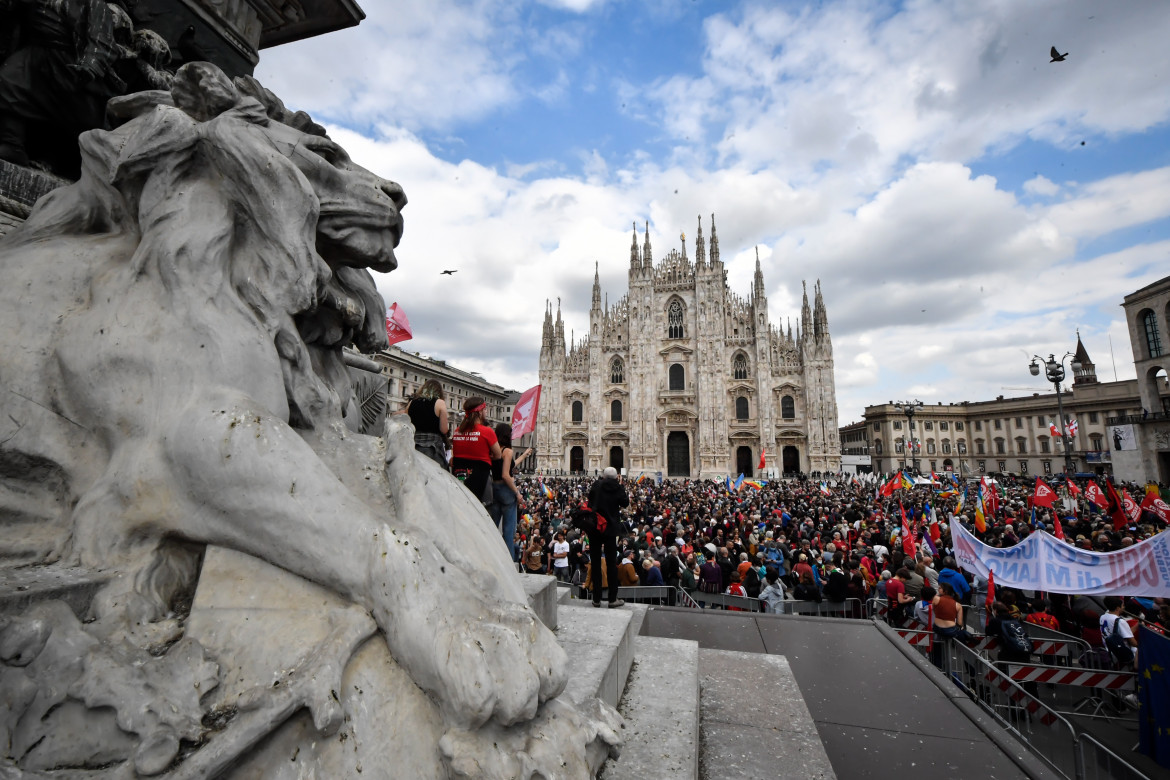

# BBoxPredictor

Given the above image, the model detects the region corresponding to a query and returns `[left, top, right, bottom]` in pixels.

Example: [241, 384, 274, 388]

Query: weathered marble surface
[0, 61, 619, 777]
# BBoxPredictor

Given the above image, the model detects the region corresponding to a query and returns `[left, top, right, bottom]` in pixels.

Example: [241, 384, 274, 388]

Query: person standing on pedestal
[587, 466, 628, 608]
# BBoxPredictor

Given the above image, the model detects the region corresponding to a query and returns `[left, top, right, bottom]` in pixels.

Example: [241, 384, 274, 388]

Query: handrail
[675, 588, 700, 609]
[1075, 731, 1151, 780]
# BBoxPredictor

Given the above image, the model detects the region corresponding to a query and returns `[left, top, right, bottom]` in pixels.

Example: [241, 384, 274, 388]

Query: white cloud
[1024, 175, 1060, 197]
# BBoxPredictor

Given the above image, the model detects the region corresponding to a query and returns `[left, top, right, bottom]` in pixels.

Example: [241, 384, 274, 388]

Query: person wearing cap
[587, 466, 629, 608]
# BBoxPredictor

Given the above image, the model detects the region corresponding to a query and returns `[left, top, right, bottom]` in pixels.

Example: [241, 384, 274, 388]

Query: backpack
[568, 503, 606, 535]
[999, 619, 1032, 657]
[1103, 616, 1135, 665]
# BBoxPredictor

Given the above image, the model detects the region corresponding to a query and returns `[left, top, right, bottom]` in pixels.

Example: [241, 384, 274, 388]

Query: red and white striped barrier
[974, 637, 1073, 656]
[983, 671, 1059, 726]
[895, 629, 934, 649]
[1002, 664, 1135, 691]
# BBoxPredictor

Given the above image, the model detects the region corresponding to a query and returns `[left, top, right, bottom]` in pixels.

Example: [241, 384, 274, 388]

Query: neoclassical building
[536, 217, 840, 477]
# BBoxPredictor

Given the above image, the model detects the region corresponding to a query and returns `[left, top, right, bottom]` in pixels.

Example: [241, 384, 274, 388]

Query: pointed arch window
[669, 363, 685, 391]
[668, 300, 685, 339]
[735, 396, 749, 421]
[610, 356, 624, 384]
[611, 399, 623, 422]
[781, 395, 795, 420]
[571, 400, 583, 423]
[1143, 310, 1163, 357]
[733, 353, 749, 380]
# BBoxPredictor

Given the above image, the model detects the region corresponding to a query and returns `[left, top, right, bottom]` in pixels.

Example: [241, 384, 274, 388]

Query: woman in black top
[489, 423, 532, 562]
[404, 379, 448, 470]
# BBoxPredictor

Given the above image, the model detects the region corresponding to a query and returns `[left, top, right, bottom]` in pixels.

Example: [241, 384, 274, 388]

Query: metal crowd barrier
[687, 591, 765, 612]
[917, 629, 1152, 780]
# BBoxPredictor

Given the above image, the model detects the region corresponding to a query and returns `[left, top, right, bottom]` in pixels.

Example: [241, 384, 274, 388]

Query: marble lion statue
[0, 62, 619, 777]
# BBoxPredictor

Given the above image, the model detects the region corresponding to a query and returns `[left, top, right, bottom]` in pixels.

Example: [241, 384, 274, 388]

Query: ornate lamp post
[894, 400, 924, 473]
[1029, 352, 1081, 476]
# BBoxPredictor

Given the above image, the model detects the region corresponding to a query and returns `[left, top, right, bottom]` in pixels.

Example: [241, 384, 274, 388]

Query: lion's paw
[438, 697, 623, 780]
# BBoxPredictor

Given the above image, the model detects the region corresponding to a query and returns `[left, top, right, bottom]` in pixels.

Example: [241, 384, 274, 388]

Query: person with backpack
[988, 601, 1037, 698]
[586, 467, 629, 608]
[1100, 596, 1138, 670]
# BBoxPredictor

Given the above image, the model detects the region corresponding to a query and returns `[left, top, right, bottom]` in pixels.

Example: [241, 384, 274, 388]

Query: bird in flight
[440, 269, 458, 275]
[1050, 46, 1068, 62]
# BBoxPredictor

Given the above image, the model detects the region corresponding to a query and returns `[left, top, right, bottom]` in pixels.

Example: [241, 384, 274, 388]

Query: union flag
[1032, 477, 1057, 509]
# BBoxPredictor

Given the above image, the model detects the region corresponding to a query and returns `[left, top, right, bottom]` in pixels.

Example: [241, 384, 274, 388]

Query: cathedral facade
[537, 217, 840, 478]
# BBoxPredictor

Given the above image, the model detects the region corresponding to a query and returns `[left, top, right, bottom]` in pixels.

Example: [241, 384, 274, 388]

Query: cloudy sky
[256, 0, 1170, 422]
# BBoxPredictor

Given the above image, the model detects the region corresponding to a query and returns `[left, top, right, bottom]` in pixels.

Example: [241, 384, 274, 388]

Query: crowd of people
[504, 470, 1170, 652]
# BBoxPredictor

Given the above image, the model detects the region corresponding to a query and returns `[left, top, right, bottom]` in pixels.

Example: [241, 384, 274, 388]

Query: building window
[611, 399, 622, 422]
[995, 438, 1005, 454]
[942, 440, 951, 454]
[1015, 437, 1027, 454]
[930, 460, 937, 471]
[669, 363, 685, 390]
[668, 299, 685, 339]
[571, 400, 583, 422]
[956, 422, 964, 431]
[736, 396, 749, 420]
[940, 421, 949, 431]
[924, 421, 933, 430]
[1143, 310, 1163, 357]
[976, 439, 985, 455]
[1089, 411, 1098, 423]
[926, 440, 936, 454]
[1040, 438, 1050, 453]
[896, 440, 904, 453]
[1019, 460, 1028, 474]
[1015, 417, 1023, 428]
[873, 422, 881, 431]
[1036, 415, 1045, 427]
[610, 357, 624, 384]
[893, 420, 903, 430]
[781, 395, 795, 419]
[994, 419, 1002, 430]
[975, 420, 982, 431]
[1090, 434, 1102, 451]
[957, 440, 967, 454]
[733, 354, 749, 380]
[875, 439, 883, 454]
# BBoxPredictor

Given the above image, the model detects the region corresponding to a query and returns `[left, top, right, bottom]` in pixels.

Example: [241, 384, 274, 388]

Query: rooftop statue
[0, 61, 619, 777]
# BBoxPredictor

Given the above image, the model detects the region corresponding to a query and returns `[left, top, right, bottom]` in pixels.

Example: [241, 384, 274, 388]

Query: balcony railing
[1107, 411, 1169, 425]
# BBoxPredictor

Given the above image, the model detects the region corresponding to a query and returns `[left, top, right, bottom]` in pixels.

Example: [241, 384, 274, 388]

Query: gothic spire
[709, 213, 720, 265]
[642, 221, 653, 269]
[801, 280, 812, 342]
[1073, 330, 1098, 385]
[629, 222, 640, 271]
[753, 246, 765, 300]
[695, 215, 706, 268]
[591, 262, 601, 311]
[813, 280, 825, 340]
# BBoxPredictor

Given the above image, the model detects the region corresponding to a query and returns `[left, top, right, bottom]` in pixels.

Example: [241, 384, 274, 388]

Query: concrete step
[555, 603, 637, 709]
[520, 572, 559, 629]
[698, 648, 836, 780]
[604, 635, 701, 780]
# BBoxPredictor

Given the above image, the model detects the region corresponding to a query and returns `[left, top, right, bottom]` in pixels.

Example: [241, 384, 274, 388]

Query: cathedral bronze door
[782, 445, 800, 475]
[736, 446, 753, 478]
[609, 446, 624, 472]
[570, 446, 584, 473]
[667, 432, 690, 477]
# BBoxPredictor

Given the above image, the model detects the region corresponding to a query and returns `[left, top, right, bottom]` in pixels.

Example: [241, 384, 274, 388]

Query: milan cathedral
[537, 216, 841, 477]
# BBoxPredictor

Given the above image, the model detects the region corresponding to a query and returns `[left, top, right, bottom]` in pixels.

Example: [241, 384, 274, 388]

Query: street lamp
[1029, 352, 1081, 476]
[894, 400, 924, 473]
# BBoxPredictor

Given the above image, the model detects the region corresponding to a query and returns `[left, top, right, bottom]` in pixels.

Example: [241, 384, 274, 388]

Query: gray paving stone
[605, 635, 700, 780]
[699, 649, 835, 780]
[556, 603, 634, 709]
[520, 572, 558, 629]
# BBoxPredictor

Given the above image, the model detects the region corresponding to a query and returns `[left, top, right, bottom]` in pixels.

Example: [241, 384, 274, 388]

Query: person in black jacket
[587, 467, 629, 608]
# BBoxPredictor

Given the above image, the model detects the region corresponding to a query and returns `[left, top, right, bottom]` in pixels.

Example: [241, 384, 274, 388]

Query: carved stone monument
[0, 62, 620, 777]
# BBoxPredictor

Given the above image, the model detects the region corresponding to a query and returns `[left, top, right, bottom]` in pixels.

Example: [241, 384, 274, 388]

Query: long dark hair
[494, 422, 512, 450]
[413, 378, 444, 401]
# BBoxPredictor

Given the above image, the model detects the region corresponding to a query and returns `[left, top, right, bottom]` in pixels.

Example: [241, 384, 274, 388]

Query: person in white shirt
[1099, 596, 1137, 669]
[551, 532, 570, 583]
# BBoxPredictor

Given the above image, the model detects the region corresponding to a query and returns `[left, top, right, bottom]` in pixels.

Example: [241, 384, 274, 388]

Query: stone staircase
[522, 576, 836, 780]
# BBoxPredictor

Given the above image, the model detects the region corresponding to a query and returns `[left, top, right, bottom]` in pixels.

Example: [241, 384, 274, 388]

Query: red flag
[1032, 477, 1057, 509]
[899, 502, 915, 557]
[985, 570, 995, 629]
[1104, 479, 1127, 531]
[1085, 481, 1109, 509]
[758, 449, 766, 470]
[1141, 490, 1170, 523]
[1052, 516, 1065, 540]
[385, 302, 413, 346]
[510, 384, 542, 440]
[1067, 482, 1082, 497]
[1121, 490, 1142, 524]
